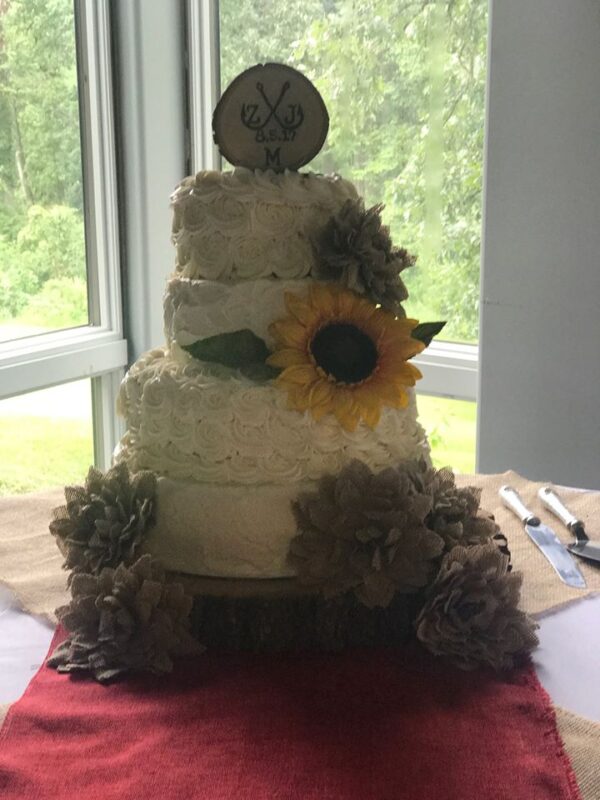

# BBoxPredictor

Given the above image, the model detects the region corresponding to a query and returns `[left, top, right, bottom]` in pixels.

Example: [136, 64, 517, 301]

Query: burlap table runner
[556, 707, 600, 800]
[455, 470, 600, 616]
[0, 488, 67, 622]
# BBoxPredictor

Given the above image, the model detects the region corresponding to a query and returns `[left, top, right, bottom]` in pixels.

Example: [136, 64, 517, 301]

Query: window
[188, 0, 484, 466]
[418, 395, 476, 473]
[0, 0, 87, 343]
[0, 379, 93, 495]
[0, 0, 127, 491]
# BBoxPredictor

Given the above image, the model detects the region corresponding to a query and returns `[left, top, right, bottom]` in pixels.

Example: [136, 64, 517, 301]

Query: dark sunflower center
[310, 323, 378, 384]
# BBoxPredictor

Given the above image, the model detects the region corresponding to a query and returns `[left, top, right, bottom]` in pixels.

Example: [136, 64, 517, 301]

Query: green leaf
[411, 321, 447, 347]
[239, 362, 282, 382]
[182, 329, 274, 370]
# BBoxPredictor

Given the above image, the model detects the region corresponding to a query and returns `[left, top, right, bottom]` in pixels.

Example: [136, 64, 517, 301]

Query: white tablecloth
[0, 586, 54, 705]
[1, 583, 599, 721]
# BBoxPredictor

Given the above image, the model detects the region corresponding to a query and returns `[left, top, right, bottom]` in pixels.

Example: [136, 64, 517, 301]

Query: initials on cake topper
[213, 63, 329, 172]
[241, 81, 305, 134]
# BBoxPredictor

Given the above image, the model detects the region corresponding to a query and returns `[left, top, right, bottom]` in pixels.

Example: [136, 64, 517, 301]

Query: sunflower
[267, 283, 425, 431]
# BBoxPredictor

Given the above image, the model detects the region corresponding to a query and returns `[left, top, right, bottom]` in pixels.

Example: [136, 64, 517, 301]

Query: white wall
[478, 0, 600, 489]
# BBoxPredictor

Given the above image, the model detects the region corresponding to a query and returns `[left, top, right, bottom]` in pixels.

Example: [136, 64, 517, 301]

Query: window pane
[219, 0, 487, 344]
[0, 0, 88, 344]
[417, 394, 476, 473]
[0, 380, 93, 495]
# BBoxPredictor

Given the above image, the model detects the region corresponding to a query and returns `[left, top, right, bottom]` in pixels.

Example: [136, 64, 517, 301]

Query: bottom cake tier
[142, 477, 306, 578]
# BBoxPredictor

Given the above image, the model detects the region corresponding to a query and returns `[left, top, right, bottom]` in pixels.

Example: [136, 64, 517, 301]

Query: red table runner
[0, 635, 580, 800]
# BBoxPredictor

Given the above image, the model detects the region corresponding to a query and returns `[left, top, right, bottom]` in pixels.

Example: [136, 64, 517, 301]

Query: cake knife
[538, 486, 600, 564]
[499, 485, 587, 589]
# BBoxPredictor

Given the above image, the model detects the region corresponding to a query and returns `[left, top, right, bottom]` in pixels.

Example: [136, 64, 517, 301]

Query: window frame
[111, 0, 187, 365]
[0, 0, 127, 468]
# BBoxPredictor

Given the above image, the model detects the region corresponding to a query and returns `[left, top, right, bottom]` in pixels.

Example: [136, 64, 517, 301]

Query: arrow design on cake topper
[241, 81, 305, 131]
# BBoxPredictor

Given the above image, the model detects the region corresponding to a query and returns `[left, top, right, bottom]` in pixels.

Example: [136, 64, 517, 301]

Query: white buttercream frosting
[144, 478, 301, 578]
[116, 348, 430, 486]
[170, 168, 358, 281]
[163, 276, 312, 349]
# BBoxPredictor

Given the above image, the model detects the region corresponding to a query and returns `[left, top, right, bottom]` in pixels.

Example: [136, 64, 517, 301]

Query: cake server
[538, 486, 600, 564]
[499, 485, 586, 589]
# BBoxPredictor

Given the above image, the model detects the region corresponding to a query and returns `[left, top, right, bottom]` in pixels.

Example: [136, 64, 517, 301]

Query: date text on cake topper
[213, 63, 329, 172]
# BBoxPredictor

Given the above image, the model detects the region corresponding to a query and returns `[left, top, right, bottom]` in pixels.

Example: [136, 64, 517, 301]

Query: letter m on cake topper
[264, 147, 282, 168]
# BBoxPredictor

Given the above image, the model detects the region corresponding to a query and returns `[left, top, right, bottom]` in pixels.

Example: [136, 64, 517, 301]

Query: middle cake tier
[116, 347, 429, 486]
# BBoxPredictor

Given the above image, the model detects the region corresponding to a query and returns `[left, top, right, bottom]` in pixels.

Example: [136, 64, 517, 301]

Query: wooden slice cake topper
[212, 63, 329, 172]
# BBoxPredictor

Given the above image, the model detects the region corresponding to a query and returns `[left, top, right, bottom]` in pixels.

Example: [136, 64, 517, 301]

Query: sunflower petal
[309, 282, 337, 317]
[382, 382, 410, 404]
[308, 379, 335, 410]
[311, 401, 333, 421]
[331, 390, 361, 429]
[360, 314, 387, 340]
[284, 292, 315, 326]
[279, 364, 319, 386]
[269, 319, 308, 348]
[267, 348, 309, 368]
[406, 362, 423, 380]
[334, 403, 360, 432]
[397, 389, 410, 408]
[361, 403, 382, 429]
[335, 288, 361, 318]
[392, 362, 422, 383]
[352, 392, 391, 420]
[286, 382, 314, 411]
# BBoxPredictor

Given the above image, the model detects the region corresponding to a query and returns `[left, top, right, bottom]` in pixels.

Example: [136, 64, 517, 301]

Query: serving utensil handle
[538, 487, 584, 530]
[499, 485, 539, 525]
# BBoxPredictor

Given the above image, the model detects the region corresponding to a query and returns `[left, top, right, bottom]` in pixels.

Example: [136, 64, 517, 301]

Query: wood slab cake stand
[175, 574, 422, 653]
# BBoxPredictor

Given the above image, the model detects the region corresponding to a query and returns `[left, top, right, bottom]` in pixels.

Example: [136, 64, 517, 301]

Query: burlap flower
[406, 460, 501, 551]
[290, 460, 444, 608]
[50, 463, 157, 581]
[313, 199, 415, 313]
[492, 531, 512, 568]
[415, 543, 539, 671]
[47, 555, 202, 683]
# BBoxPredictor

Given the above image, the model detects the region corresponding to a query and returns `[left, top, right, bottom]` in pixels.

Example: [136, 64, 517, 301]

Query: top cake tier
[170, 168, 358, 282]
